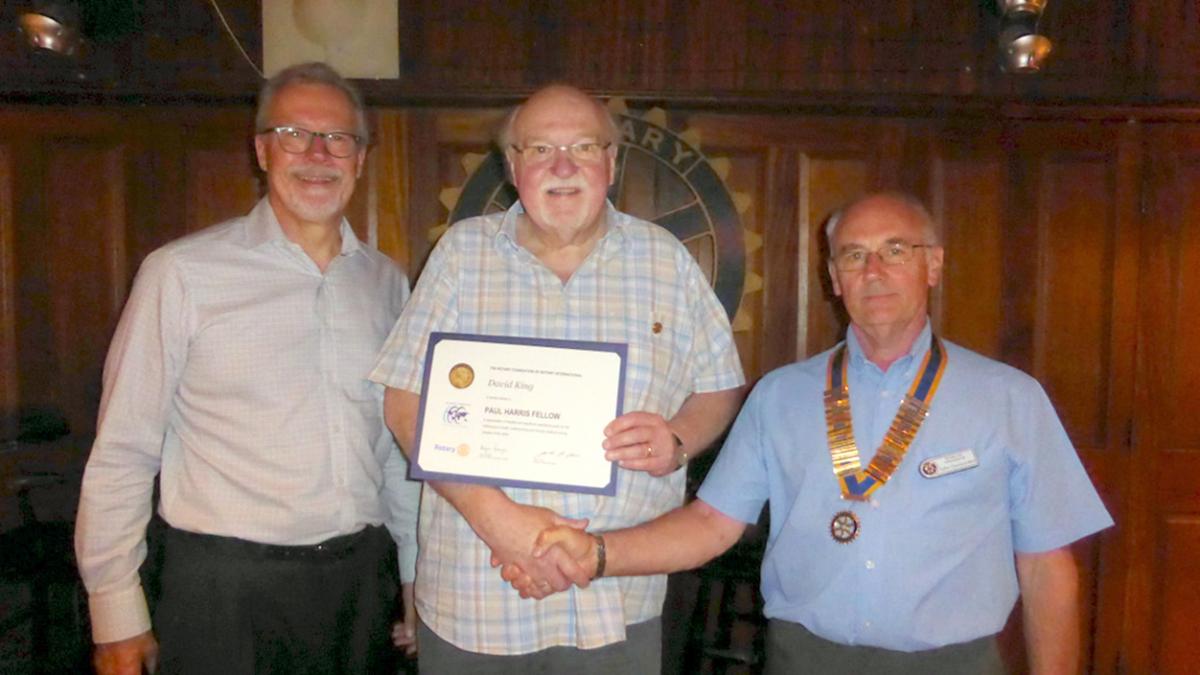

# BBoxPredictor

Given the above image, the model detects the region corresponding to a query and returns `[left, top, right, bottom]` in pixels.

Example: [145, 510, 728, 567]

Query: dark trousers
[154, 525, 398, 675]
[418, 616, 662, 675]
[765, 619, 1006, 675]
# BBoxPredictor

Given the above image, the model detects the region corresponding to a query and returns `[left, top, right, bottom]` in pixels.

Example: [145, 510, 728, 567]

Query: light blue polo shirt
[697, 321, 1113, 651]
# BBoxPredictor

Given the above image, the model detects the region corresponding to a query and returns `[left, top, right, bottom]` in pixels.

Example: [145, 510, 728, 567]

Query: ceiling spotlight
[997, 0, 1051, 73]
[999, 0, 1047, 17]
[16, 2, 82, 56]
[1002, 31, 1053, 73]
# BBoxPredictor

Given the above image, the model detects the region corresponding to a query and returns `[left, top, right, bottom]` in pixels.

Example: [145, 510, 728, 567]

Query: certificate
[410, 332, 626, 495]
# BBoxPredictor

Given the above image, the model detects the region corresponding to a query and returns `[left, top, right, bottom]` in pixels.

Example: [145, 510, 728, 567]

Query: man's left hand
[391, 583, 417, 657]
[603, 411, 682, 477]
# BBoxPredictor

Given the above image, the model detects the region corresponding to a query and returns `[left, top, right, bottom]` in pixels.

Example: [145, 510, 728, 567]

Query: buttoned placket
[847, 346, 921, 643]
[315, 255, 355, 532]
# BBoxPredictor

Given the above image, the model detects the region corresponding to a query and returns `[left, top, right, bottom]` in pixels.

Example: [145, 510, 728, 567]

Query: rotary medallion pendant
[830, 510, 860, 544]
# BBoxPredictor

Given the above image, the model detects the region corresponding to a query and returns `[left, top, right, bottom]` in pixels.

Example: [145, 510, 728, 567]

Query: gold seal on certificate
[411, 332, 627, 496]
[830, 510, 860, 543]
[448, 363, 475, 389]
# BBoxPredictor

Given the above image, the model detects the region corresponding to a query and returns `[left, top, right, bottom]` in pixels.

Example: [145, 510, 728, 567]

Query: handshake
[492, 517, 605, 600]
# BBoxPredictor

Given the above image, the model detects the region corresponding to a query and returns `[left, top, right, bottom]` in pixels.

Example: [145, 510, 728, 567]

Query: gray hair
[256, 62, 370, 144]
[824, 191, 940, 247]
[497, 86, 622, 151]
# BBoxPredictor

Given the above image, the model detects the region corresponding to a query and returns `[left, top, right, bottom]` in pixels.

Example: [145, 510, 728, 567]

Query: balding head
[825, 191, 939, 250]
[499, 85, 620, 151]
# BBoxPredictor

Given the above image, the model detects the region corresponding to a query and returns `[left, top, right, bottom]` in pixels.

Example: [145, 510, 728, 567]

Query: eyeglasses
[832, 241, 935, 272]
[509, 141, 612, 165]
[259, 126, 363, 158]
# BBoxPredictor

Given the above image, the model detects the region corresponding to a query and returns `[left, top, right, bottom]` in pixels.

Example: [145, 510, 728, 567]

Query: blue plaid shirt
[370, 201, 744, 653]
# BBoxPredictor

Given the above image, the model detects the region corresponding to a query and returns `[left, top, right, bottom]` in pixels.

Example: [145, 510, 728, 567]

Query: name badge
[918, 449, 978, 479]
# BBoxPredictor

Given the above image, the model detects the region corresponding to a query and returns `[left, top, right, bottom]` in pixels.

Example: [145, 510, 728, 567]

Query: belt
[165, 524, 382, 562]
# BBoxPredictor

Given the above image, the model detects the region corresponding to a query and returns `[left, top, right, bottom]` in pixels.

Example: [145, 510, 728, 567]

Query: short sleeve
[697, 380, 771, 524]
[1006, 380, 1114, 552]
[682, 254, 745, 394]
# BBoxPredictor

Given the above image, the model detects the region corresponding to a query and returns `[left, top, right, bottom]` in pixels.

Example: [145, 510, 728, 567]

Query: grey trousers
[765, 619, 1006, 675]
[418, 616, 662, 675]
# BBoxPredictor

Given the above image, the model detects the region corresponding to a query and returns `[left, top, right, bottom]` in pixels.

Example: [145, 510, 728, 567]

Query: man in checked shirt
[370, 84, 745, 673]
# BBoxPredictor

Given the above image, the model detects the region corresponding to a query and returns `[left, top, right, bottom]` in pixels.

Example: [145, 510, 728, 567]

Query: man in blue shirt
[515, 191, 1113, 674]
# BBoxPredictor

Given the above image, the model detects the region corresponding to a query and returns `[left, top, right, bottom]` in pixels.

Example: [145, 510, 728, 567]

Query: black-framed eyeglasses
[832, 241, 935, 272]
[509, 141, 612, 165]
[259, 126, 363, 158]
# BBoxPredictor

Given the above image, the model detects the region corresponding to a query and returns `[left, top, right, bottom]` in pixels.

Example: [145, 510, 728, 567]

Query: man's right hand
[425, 480, 591, 598]
[479, 500, 591, 596]
[501, 526, 599, 598]
[94, 630, 159, 675]
[533, 526, 596, 570]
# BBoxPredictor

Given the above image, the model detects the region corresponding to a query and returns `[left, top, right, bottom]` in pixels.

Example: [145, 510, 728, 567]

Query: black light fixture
[16, 1, 83, 56]
[997, 0, 1052, 73]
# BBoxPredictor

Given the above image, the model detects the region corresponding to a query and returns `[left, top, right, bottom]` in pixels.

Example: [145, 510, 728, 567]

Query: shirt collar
[243, 196, 363, 257]
[844, 318, 933, 379]
[495, 200, 629, 260]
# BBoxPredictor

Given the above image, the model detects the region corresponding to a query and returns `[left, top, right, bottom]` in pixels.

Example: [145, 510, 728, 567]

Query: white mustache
[289, 166, 342, 181]
[543, 182, 585, 192]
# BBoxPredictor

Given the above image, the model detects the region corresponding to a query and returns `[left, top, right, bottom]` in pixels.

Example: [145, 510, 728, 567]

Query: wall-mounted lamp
[999, 0, 1047, 16]
[997, 0, 1052, 73]
[16, 1, 82, 56]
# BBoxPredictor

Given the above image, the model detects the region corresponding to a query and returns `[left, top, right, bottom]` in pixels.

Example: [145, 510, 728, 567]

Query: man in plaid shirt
[370, 85, 745, 673]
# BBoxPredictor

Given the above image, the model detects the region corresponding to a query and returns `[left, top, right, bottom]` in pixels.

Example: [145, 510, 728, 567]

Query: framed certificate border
[410, 332, 626, 495]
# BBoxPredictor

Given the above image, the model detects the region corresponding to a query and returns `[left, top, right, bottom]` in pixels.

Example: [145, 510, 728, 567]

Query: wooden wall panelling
[796, 150, 871, 358]
[1091, 120, 1142, 675]
[1132, 124, 1200, 675]
[13, 133, 54, 435]
[0, 144, 15, 440]
[1158, 515, 1200, 675]
[921, 121, 1009, 359]
[2, 1, 1185, 108]
[125, 124, 187, 271]
[399, 110, 447, 279]
[409, 109, 508, 278]
[677, 114, 886, 371]
[557, 1, 671, 92]
[1020, 123, 1125, 450]
[43, 141, 129, 437]
[373, 111, 412, 267]
[182, 142, 258, 233]
[182, 137, 260, 234]
[1017, 121, 1135, 675]
[399, 1, 536, 93]
[1143, 1, 1200, 99]
[755, 144, 800, 377]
